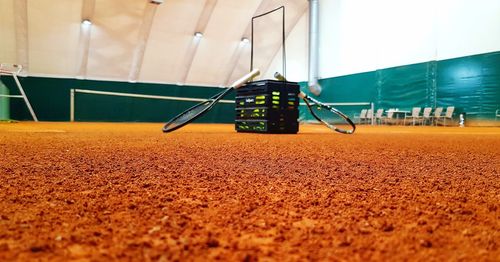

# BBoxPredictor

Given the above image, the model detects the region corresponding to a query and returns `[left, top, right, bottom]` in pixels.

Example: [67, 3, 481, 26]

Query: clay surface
[0, 123, 499, 261]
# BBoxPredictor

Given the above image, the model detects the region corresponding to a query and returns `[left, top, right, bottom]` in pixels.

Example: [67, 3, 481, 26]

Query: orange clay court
[0, 122, 498, 261]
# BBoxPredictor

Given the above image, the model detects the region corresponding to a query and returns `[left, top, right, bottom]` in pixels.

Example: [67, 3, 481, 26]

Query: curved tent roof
[0, 0, 308, 86]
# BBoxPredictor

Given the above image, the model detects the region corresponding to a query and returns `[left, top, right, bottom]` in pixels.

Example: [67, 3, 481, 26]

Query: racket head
[162, 88, 230, 133]
[302, 95, 356, 134]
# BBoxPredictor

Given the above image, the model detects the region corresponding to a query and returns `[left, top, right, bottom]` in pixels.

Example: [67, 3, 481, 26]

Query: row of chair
[356, 106, 455, 126]
[403, 106, 455, 126]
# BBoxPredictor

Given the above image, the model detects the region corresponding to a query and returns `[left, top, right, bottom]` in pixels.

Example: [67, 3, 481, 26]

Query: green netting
[74, 91, 234, 123]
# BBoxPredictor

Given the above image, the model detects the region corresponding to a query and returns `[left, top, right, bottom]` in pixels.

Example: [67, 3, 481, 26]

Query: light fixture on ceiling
[150, 0, 164, 4]
[194, 32, 203, 38]
[241, 37, 250, 44]
[82, 19, 92, 26]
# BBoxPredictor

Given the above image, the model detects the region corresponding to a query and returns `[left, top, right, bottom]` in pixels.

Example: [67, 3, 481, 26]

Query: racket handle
[231, 68, 260, 89]
[276, 72, 307, 99]
[274, 72, 287, 81]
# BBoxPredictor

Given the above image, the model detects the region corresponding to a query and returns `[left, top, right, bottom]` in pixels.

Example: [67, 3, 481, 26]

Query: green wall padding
[2, 51, 499, 124]
[300, 51, 500, 123]
[436, 52, 500, 121]
[0, 75, 235, 122]
[376, 61, 436, 110]
[0, 79, 10, 120]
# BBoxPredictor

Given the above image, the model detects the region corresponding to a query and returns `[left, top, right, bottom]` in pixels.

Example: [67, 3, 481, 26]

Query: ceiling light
[82, 19, 92, 26]
[241, 37, 250, 43]
[194, 32, 203, 38]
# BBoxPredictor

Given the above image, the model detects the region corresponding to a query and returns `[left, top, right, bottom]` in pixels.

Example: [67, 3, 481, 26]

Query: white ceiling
[0, 0, 308, 86]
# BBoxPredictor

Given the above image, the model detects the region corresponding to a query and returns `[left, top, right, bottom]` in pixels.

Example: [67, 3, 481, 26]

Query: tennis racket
[162, 69, 260, 133]
[274, 72, 356, 134]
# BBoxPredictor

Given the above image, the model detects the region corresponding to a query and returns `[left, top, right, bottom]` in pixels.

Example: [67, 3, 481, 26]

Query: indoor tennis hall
[1, 0, 499, 261]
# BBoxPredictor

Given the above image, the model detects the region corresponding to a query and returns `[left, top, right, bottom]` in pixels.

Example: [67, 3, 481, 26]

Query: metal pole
[70, 89, 75, 122]
[308, 0, 321, 95]
[371, 102, 375, 125]
[12, 73, 38, 121]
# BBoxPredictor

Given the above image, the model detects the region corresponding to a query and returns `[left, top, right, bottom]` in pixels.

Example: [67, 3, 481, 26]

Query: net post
[70, 89, 75, 122]
[371, 102, 375, 125]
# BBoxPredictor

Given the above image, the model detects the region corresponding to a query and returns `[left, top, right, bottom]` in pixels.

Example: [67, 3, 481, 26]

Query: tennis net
[70, 89, 235, 122]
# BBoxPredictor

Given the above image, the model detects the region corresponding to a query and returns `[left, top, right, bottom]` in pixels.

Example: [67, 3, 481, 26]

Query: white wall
[28, 0, 82, 76]
[435, 0, 500, 60]
[0, 0, 16, 63]
[265, 13, 308, 82]
[291, 0, 500, 79]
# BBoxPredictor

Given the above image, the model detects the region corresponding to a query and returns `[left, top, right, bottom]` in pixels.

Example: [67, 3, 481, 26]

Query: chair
[415, 107, 432, 125]
[354, 109, 367, 124]
[381, 110, 395, 125]
[435, 106, 455, 126]
[365, 109, 373, 125]
[404, 107, 421, 125]
[374, 109, 384, 125]
[431, 107, 443, 126]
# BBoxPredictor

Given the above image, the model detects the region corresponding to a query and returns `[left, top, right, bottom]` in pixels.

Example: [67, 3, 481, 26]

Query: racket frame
[299, 91, 356, 134]
[274, 72, 356, 134]
[162, 69, 260, 133]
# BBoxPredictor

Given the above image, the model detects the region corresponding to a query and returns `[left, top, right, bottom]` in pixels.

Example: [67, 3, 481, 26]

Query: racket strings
[273, 71, 355, 134]
[170, 102, 211, 126]
[163, 99, 215, 132]
[304, 97, 356, 134]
